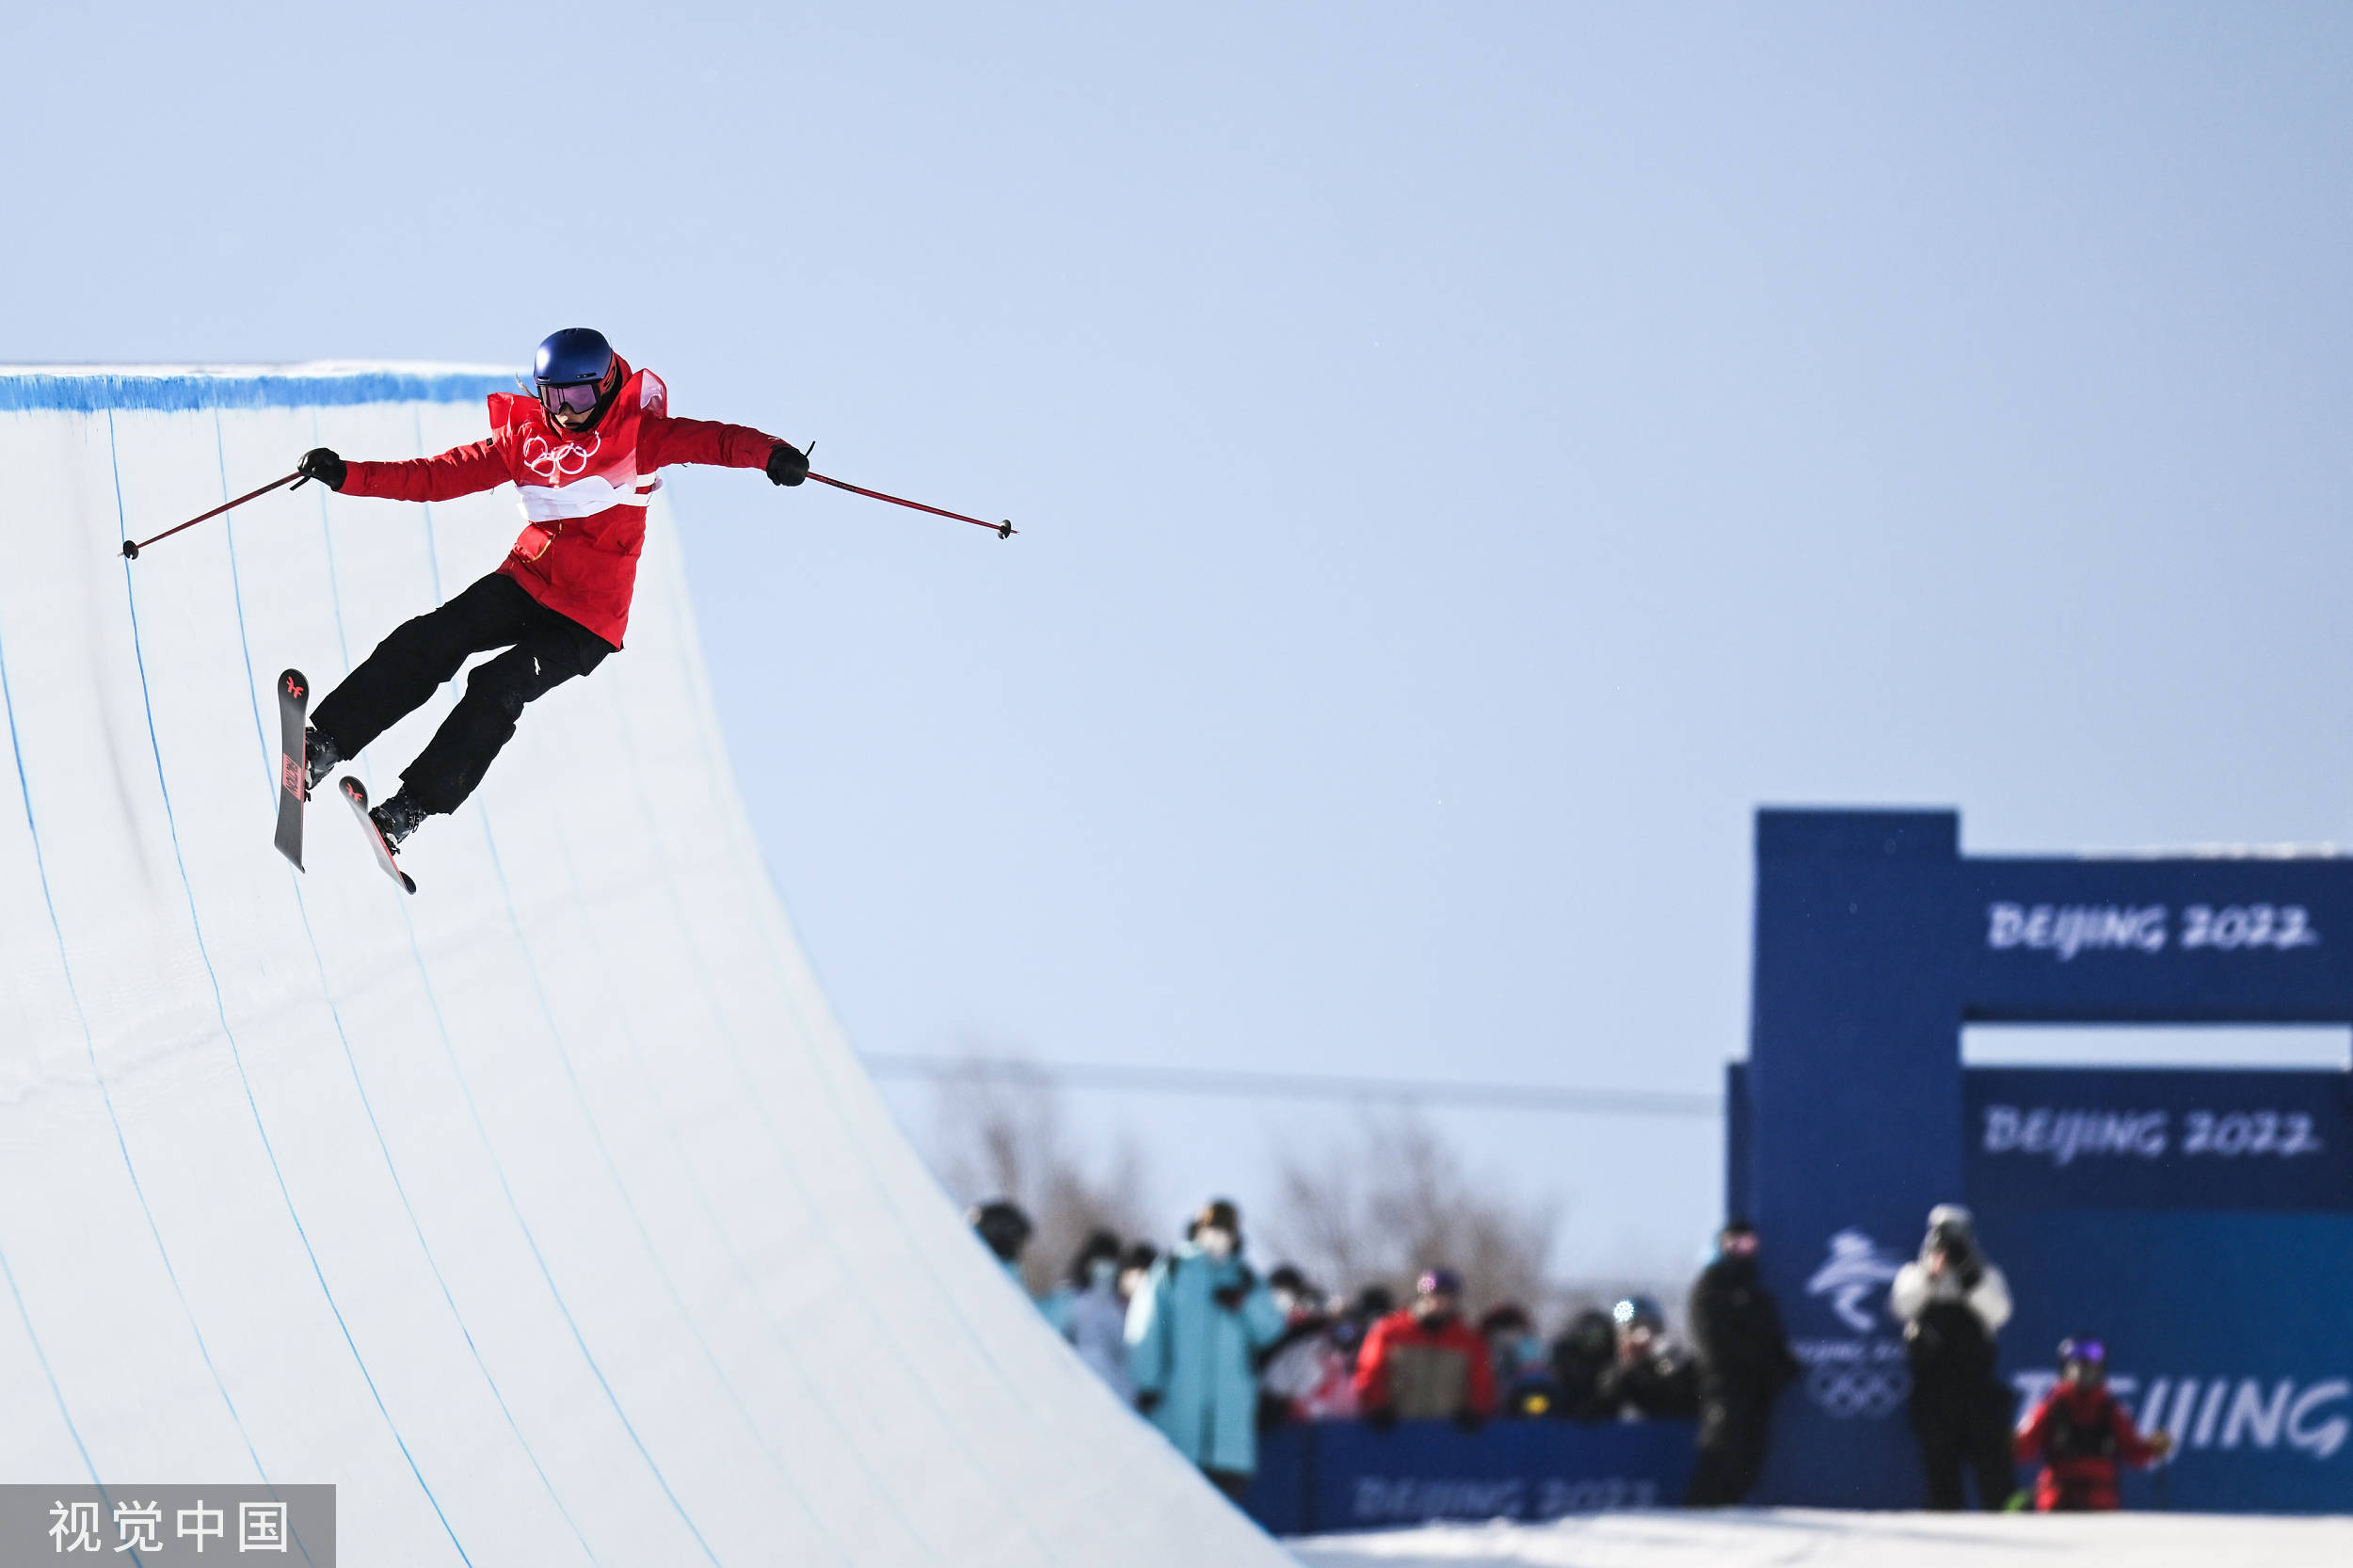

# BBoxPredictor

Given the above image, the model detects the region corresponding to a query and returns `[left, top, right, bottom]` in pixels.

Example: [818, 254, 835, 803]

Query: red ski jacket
[1353, 1309, 1497, 1421]
[2014, 1384, 2164, 1511]
[340, 360, 779, 646]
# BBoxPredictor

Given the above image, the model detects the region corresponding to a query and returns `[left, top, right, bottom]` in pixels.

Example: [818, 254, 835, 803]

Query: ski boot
[303, 727, 342, 793]
[368, 791, 430, 852]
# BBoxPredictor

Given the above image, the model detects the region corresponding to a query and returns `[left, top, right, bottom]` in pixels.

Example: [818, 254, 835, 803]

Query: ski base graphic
[273, 669, 308, 871]
[339, 777, 416, 895]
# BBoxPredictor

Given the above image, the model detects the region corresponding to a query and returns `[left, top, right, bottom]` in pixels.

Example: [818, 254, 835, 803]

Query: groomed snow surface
[1296, 1509, 2353, 1568]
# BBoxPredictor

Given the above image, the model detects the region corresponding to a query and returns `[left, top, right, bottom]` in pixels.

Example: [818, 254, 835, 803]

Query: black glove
[765, 440, 809, 487]
[1364, 1403, 1399, 1432]
[1453, 1409, 1487, 1434]
[1135, 1390, 1163, 1416]
[1212, 1265, 1256, 1312]
[297, 447, 346, 492]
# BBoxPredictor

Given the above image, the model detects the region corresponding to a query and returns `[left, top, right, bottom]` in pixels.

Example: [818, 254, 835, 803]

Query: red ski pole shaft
[120, 471, 306, 561]
[807, 472, 1016, 538]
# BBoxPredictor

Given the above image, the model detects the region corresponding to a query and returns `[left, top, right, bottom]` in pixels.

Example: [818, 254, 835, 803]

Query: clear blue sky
[8, 3, 2351, 1284]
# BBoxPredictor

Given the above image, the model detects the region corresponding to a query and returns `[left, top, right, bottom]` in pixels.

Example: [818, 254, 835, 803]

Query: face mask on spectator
[1089, 1257, 1118, 1288]
[1515, 1333, 1545, 1367]
[1272, 1288, 1300, 1316]
[1198, 1227, 1236, 1261]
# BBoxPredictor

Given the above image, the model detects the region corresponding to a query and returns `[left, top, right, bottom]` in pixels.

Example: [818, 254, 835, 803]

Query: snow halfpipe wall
[0, 366, 1287, 1567]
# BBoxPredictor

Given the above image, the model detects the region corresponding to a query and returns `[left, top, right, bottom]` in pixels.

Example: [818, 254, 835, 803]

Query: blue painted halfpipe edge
[0, 371, 511, 413]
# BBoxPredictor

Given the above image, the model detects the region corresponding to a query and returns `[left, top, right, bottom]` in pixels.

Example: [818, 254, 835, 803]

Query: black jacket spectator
[1593, 1296, 1701, 1420]
[1594, 1348, 1702, 1419]
[1549, 1309, 1618, 1422]
[1683, 1221, 1800, 1505]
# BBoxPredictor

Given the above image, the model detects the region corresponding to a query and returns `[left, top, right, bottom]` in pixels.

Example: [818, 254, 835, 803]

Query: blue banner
[1241, 1419, 1696, 1535]
[1965, 1068, 2353, 1211]
[1959, 870, 2353, 1023]
[1744, 809, 2353, 1512]
[1990, 1211, 2353, 1512]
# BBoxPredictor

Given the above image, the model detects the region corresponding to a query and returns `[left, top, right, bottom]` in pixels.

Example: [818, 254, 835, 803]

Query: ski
[339, 776, 416, 894]
[273, 669, 309, 871]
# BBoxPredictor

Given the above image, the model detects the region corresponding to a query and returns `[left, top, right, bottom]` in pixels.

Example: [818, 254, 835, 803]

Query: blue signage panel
[1744, 809, 2353, 1512]
[1990, 1210, 2353, 1513]
[1748, 811, 1984, 1508]
[1956, 866, 2353, 1022]
[1965, 1068, 2353, 1211]
[1241, 1420, 1697, 1536]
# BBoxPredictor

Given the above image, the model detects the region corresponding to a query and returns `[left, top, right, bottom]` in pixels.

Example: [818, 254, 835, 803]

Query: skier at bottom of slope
[295, 327, 809, 851]
[2012, 1337, 2172, 1512]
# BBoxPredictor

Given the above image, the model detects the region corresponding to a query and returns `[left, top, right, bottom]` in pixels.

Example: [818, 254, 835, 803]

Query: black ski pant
[311, 572, 614, 816]
[1685, 1392, 1774, 1506]
[1912, 1396, 2019, 1511]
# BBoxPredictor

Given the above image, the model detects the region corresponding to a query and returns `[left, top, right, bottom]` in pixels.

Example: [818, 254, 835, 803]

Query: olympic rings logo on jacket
[520, 432, 601, 482]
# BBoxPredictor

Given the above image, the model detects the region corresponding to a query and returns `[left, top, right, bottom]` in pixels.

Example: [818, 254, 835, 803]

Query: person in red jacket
[2013, 1337, 2172, 1512]
[296, 327, 808, 849]
[1353, 1268, 1497, 1430]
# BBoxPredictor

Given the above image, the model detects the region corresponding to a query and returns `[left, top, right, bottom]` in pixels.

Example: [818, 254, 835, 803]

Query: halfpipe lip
[0, 362, 514, 413]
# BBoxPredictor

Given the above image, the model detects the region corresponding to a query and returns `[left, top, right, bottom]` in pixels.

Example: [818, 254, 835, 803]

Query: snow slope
[0, 367, 1289, 1568]
[1294, 1510, 2353, 1568]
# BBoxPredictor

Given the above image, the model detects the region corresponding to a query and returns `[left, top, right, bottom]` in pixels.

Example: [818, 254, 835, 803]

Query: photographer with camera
[1889, 1204, 2020, 1511]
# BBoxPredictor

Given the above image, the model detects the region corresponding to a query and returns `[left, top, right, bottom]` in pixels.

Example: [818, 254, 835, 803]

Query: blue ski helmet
[534, 328, 619, 425]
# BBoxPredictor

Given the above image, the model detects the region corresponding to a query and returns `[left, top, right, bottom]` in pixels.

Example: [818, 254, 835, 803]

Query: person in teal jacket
[1126, 1198, 1289, 1499]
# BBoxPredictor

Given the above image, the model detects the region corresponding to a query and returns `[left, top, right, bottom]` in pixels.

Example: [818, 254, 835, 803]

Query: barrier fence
[1241, 1420, 1697, 1536]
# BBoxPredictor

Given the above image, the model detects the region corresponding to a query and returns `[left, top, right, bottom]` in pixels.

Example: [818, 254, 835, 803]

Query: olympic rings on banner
[1807, 1363, 1910, 1419]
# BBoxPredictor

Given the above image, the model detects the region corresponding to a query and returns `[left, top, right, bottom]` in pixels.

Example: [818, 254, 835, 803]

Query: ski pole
[120, 472, 307, 560]
[807, 472, 1016, 539]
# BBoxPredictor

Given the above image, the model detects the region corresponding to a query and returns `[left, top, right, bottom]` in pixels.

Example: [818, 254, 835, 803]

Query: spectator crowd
[970, 1195, 1789, 1507]
[971, 1194, 2173, 1516]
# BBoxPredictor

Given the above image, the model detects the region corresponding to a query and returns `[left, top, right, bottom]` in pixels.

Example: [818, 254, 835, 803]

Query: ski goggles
[536, 377, 606, 419]
[2058, 1337, 2106, 1368]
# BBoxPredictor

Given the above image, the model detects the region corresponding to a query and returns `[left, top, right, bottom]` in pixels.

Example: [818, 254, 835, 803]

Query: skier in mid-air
[293, 328, 808, 854]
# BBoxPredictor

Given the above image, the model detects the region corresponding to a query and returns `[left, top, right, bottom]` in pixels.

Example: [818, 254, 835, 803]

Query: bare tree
[920, 1068, 1680, 1332]
[1261, 1111, 1560, 1318]
[927, 1055, 1155, 1297]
